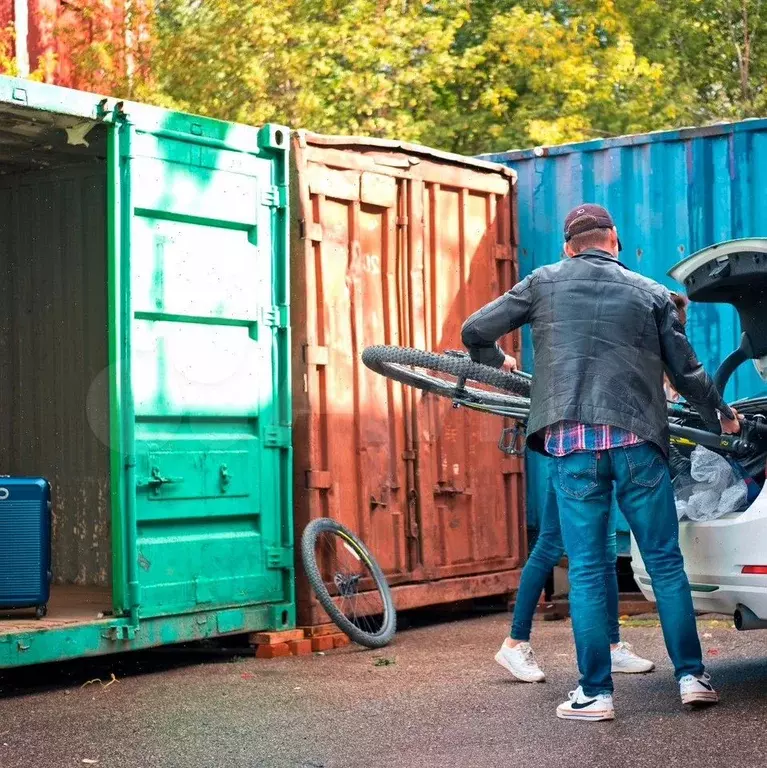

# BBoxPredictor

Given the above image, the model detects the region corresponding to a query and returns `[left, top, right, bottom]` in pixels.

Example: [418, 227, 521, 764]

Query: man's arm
[657, 296, 736, 430]
[461, 275, 534, 368]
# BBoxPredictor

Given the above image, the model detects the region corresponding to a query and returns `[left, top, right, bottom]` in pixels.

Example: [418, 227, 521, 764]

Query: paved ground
[1, 611, 767, 768]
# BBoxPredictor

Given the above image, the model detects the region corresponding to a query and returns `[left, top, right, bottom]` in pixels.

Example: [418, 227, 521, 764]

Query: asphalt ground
[1, 611, 766, 768]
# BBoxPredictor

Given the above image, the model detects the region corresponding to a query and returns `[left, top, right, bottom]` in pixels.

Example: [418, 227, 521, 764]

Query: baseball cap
[563, 204, 621, 251]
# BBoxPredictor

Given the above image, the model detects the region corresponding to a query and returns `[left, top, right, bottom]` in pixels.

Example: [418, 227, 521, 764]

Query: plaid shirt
[544, 421, 644, 457]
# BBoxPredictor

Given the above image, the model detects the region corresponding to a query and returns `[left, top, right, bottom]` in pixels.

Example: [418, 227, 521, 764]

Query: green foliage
[143, 0, 691, 152]
[0, 24, 47, 81]
[144, 0, 465, 142]
[430, 1, 683, 151]
[620, 0, 767, 121]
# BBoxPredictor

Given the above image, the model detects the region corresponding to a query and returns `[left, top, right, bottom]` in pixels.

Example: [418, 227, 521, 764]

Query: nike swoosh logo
[571, 699, 598, 709]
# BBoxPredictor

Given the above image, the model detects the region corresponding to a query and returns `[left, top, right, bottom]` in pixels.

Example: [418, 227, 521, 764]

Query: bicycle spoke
[302, 518, 396, 648]
[317, 532, 385, 634]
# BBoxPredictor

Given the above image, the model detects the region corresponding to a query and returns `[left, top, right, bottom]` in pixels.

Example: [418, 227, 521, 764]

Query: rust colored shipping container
[290, 131, 526, 627]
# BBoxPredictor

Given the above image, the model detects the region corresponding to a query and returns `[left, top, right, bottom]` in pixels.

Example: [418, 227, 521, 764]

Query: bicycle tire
[301, 518, 397, 649]
[362, 346, 532, 405]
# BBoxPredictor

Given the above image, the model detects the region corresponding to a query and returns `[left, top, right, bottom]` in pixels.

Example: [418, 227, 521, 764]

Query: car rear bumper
[631, 486, 767, 620]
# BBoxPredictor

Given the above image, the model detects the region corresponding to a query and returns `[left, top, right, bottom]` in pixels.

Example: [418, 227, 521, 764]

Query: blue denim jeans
[511, 458, 620, 645]
[554, 443, 704, 696]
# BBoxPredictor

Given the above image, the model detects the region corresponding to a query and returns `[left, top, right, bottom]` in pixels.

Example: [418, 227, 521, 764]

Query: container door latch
[219, 464, 232, 492]
[137, 466, 182, 495]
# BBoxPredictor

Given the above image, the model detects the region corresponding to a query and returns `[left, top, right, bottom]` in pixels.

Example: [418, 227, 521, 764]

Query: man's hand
[502, 354, 518, 372]
[720, 407, 743, 434]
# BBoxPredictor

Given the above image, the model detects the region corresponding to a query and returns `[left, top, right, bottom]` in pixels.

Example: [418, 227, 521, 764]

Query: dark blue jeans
[511, 458, 620, 644]
[554, 443, 704, 696]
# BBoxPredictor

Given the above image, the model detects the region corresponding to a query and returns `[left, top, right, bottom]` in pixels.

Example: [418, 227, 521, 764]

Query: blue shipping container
[482, 121, 767, 548]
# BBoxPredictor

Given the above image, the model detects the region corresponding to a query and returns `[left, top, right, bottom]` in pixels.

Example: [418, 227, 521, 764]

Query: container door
[411, 180, 526, 580]
[293, 156, 414, 585]
[113, 118, 293, 619]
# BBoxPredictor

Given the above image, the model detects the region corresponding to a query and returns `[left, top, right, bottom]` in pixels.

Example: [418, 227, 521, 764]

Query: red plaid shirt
[544, 421, 644, 457]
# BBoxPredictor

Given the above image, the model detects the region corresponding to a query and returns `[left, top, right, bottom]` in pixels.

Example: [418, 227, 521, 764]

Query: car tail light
[742, 566, 767, 574]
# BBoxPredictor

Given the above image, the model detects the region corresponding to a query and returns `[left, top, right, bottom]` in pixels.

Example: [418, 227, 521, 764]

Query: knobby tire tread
[301, 518, 397, 649]
[361, 345, 531, 402]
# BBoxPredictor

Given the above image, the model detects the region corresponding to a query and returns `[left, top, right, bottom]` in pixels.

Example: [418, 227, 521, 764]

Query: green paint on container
[0, 75, 293, 669]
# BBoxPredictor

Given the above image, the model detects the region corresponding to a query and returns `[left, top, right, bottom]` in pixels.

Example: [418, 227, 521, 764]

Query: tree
[144, 0, 464, 142]
[51, 0, 154, 96]
[430, 1, 684, 152]
[0, 24, 47, 80]
[619, 0, 767, 121]
[143, 0, 685, 153]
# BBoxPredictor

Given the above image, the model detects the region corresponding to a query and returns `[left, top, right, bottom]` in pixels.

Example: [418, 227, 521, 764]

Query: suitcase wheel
[35, 605, 47, 620]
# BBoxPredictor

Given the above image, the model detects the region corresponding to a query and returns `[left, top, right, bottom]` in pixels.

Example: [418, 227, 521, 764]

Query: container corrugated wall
[483, 121, 767, 540]
[291, 132, 526, 626]
[0, 165, 111, 587]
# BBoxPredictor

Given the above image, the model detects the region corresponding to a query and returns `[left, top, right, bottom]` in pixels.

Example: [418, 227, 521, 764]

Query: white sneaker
[557, 686, 615, 721]
[679, 673, 719, 706]
[611, 641, 655, 674]
[494, 641, 545, 682]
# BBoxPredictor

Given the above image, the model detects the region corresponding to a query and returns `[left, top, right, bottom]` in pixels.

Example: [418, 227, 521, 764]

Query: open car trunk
[670, 238, 767, 394]
[632, 238, 767, 625]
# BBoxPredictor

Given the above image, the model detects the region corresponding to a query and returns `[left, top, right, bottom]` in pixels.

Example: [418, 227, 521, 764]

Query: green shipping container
[0, 77, 294, 668]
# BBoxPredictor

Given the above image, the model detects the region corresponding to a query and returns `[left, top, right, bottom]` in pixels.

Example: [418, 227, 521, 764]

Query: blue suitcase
[0, 477, 52, 618]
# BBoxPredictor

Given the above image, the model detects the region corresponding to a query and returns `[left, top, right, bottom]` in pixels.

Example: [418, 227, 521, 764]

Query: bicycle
[361, 344, 767, 462]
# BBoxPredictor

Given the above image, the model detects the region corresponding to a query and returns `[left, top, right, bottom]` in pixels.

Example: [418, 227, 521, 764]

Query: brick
[256, 643, 291, 659]
[249, 630, 305, 646]
[332, 634, 351, 649]
[311, 636, 335, 652]
[288, 639, 312, 656]
[301, 624, 337, 638]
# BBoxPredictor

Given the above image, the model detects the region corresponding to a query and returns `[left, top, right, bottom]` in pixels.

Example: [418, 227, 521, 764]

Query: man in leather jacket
[461, 204, 741, 722]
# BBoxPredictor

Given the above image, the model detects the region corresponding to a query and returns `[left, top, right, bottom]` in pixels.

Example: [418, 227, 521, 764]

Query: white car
[631, 238, 767, 630]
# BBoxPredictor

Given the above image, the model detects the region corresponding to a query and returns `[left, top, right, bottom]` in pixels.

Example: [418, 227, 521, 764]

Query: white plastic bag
[674, 445, 748, 522]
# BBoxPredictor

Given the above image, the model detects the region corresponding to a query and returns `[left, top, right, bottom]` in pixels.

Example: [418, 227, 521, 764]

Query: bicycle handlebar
[455, 393, 767, 457]
[445, 357, 767, 457]
[668, 423, 759, 457]
[747, 418, 767, 439]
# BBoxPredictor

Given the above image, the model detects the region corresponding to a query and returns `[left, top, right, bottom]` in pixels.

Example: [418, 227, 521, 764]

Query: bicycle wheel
[301, 518, 396, 649]
[361, 345, 532, 408]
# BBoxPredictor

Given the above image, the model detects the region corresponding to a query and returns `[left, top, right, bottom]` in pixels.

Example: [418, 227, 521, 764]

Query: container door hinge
[299, 220, 323, 242]
[306, 470, 332, 490]
[264, 426, 292, 449]
[304, 344, 328, 366]
[494, 244, 513, 261]
[261, 304, 289, 329]
[263, 184, 288, 209]
[266, 547, 293, 570]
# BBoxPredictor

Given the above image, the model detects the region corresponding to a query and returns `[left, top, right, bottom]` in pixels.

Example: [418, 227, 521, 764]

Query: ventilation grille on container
[0, 500, 43, 599]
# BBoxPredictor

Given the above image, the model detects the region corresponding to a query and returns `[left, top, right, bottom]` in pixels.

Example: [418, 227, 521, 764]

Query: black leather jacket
[461, 249, 733, 456]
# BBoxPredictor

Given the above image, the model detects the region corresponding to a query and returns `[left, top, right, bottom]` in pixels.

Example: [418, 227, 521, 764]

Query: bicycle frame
[449, 391, 767, 459]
